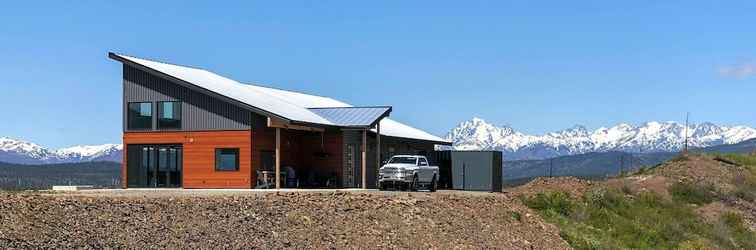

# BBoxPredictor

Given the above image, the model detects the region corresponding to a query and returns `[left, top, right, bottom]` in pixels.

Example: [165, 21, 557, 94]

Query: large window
[215, 148, 240, 171]
[158, 101, 181, 129]
[128, 102, 152, 130]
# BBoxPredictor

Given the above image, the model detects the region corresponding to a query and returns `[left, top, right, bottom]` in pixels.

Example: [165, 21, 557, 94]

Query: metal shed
[451, 151, 503, 192]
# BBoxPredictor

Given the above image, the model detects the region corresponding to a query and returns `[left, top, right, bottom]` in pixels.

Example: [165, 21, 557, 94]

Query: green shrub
[521, 192, 573, 217]
[669, 181, 717, 205]
[509, 211, 521, 222]
[719, 212, 756, 249]
[523, 189, 742, 249]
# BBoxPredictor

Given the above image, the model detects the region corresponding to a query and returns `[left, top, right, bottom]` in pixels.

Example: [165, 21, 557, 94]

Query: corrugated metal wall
[123, 65, 257, 131]
[450, 151, 503, 192]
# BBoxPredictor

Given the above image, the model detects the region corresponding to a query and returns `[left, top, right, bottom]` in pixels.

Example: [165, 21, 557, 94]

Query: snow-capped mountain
[56, 144, 123, 163]
[0, 137, 122, 164]
[445, 118, 756, 160]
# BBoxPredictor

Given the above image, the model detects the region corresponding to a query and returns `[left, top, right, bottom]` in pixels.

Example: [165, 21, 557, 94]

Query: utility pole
[683, 112, 690, 154]
[619, 155, 624, 176]
[549, 158, 554, 178]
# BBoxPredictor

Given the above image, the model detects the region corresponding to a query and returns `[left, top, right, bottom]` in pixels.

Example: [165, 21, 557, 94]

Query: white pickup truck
[378, 155, 438, 192]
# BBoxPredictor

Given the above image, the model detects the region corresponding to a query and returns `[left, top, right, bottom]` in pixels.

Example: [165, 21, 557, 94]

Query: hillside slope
[513, 154, 756, 249]
[0, 191, 569, 249]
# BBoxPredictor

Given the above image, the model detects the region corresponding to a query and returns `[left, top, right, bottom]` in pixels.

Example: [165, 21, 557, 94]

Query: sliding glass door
[127, 144, 182, 188]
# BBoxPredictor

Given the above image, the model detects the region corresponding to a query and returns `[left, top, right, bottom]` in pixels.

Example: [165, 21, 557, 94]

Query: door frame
[126, 144, 183, 188]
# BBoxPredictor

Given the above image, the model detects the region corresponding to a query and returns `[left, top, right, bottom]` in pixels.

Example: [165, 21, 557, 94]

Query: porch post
[375, 122, 381, 182]
[275, 127, 281, 189]
[362, 129, 367, 189]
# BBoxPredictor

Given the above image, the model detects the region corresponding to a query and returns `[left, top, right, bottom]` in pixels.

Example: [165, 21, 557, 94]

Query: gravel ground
[0, 190, 569, 249]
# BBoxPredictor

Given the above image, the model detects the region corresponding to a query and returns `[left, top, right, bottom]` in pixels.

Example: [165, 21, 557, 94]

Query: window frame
[418, 158, 429, 166]
[127, 102, 153, 130]
[215, 148, 240, 172]
[157, 101, 182, 130]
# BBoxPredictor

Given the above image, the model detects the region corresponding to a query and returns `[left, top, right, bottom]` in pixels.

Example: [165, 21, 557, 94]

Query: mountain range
[0, 137, 122, 164]
[445, 118, 756, 160]
[2, 117, 755, 164]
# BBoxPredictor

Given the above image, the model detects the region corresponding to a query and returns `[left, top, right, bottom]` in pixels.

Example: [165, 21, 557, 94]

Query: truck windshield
[389, 156, 417, 164]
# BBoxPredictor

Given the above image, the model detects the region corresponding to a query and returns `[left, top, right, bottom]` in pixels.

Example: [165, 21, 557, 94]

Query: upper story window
[157, 101, 181, 129]
[127, 102, 152, 130]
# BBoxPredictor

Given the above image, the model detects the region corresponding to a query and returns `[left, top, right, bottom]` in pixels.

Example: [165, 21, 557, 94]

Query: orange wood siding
[123, 130, 253, 189]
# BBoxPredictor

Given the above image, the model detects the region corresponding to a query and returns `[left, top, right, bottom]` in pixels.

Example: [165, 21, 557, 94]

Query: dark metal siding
[123, 65, 259, 131]
[450, 151, 503, 192]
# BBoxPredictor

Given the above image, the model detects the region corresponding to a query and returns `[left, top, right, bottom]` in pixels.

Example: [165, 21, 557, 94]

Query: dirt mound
[0, 191, 569, 249]
[650, 154, 750, 193]
[509, 177, 594, 198]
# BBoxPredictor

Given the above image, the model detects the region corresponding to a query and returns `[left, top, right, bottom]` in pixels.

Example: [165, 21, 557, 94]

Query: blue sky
[1, 1, 755, 148]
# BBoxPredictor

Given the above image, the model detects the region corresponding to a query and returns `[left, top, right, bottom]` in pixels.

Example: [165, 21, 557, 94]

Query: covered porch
[258, 106, 392, 189]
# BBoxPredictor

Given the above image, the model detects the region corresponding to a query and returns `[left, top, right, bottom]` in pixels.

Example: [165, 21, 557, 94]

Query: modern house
[109, 53, 450, 189]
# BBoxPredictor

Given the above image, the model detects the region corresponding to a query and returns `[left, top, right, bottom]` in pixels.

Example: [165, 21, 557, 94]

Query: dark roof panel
[308, 107, 392, 127]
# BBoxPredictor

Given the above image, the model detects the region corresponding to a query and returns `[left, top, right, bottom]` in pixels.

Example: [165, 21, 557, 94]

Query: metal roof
[109, 52, 451, 144]
[245, 84, 450, 144]
[110, 53, 332, 125]
[308, 107, 392, 127]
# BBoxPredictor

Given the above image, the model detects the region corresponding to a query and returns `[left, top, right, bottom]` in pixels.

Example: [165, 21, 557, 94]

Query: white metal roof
[117, 55, 333, 125]
[111, 53, 450, 144]
[245, 84, 450, 143]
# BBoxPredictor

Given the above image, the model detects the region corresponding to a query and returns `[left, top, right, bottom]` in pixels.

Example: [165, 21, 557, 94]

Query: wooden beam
[376, 122, 381, 183]
[268, 117, 324, 132]
[275, 127, 281, 189]
[362, 129, 367, 189]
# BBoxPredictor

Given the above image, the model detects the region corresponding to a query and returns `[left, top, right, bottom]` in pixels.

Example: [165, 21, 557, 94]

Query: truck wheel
[378, 183, 386, 191]
[429, 175, 438, 192]
[410, 175, 419, 191]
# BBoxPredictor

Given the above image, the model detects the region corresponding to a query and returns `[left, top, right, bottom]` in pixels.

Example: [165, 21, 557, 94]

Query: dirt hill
[0, 191, 569, 249]
[512, 153, 756, 249]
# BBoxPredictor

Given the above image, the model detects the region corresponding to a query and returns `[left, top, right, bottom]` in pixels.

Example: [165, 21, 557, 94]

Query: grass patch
[709, 153, 756, 167]
[521, 192, 573, 217]
[718, 212, 756, 249]
[708, 153, 756, 202]
[509, 211, 522, 222]
[731, 172, 756, 202]
[522, 188, 750, 250]
[669, 181, 717, 205]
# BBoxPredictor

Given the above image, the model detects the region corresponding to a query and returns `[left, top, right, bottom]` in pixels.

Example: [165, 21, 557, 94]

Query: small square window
[128, 102, 152, 130]
[215, 148, 240, 171]
[158, 101, 181, 129]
